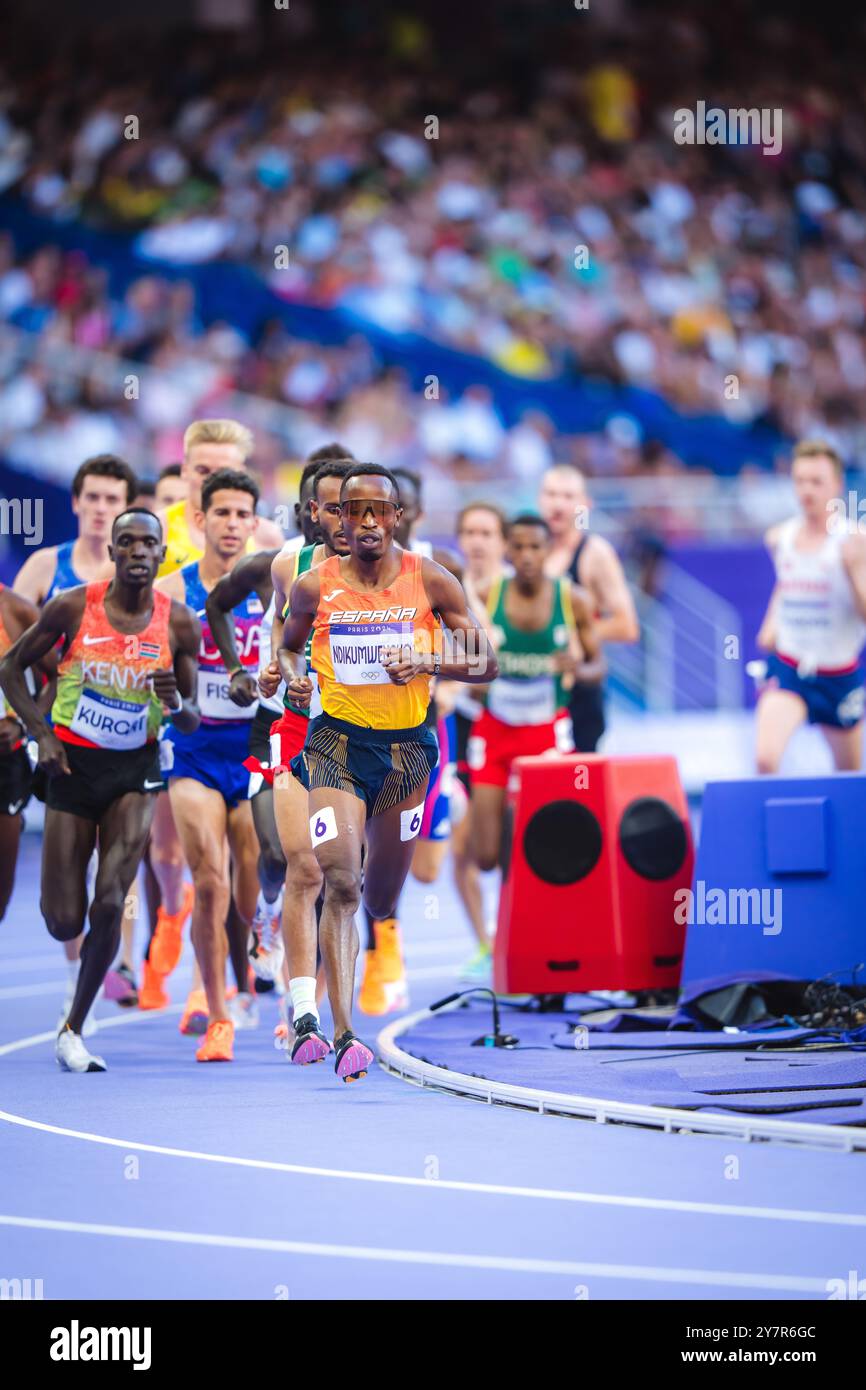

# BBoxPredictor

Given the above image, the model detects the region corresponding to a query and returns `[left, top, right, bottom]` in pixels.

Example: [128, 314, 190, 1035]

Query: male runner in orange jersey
[215, 461, 353, 1031]
[207, 447, 355, 1010]
[0, 510, 201, 1071]
[279, 464, 498, 1081]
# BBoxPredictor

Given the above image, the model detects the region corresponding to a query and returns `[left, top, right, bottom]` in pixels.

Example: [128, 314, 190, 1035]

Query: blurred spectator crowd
[0, 0, 864, 527]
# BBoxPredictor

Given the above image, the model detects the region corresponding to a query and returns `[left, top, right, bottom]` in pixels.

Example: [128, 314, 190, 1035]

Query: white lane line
[0, 956, 69, 974]
[2, 1011, 864, 1230]
[0, 983, 65, 1001]
[0, 1008, 183, 1057]
[0, 1106, 863, 1228]
[0, 1214, 828, 1291]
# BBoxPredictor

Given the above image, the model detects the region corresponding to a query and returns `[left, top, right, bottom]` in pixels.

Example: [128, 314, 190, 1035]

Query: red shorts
[269, 707, 309, 767]
[467, 708, 574, 788]
[243, 707, 309, 786]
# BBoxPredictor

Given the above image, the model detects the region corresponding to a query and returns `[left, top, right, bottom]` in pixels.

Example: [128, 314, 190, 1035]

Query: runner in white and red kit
[756, 438, 866, 773]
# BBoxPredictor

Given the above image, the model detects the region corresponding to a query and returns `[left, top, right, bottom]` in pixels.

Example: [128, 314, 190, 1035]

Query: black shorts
[291, 712, 439, 819]
[248, 702, 278, 763]
[454, 708, 475, 792]
[46, 740, 163, 821]
[569, 683, 606, 753]
[0, 746, 33, 816]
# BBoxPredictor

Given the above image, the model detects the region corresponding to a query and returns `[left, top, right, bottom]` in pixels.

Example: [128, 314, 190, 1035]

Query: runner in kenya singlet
[51, 580, 172, 750]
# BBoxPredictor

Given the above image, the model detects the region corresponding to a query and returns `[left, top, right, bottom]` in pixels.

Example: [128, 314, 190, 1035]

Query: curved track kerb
[375, 1005, 866, 1153]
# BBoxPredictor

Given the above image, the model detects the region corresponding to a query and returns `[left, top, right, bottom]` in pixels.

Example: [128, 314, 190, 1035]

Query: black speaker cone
[619, 797, 688, 881]
[522, 800, 603, 885]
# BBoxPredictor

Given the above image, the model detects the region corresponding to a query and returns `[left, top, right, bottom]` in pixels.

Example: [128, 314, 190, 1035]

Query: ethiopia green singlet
[485, 575, 576, 726]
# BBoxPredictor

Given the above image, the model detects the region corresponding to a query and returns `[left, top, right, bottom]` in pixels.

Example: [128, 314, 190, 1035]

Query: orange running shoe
[179, 989, 209, 1036]
[374, 918, 409, 1012]
[195, 1019, 234, 1062]
[138, 960, 169, 1011]
[149, 882, 195, 976]
[357, 949, 386, 1015]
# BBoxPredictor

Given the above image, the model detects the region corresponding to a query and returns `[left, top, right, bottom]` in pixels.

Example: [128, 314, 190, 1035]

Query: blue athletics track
[1, 835, 864, 1303]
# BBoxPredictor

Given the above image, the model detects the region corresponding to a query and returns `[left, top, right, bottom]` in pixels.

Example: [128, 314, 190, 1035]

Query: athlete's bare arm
[0, 590, 87, 775]
[582, 536, 640, 643]
[0, 589, 53, 754]
[257, 548, 298, 700]
[383, 559, 500, 686]
[205, 548, 278, 708]
[3, 587, 58, 710]
[841, 535, 866, 621]
[757, 523, 785, 651]
[12, 547, 57, 607]
[463, 573, 498, 641]
[432, 546, 464, 582]
[161, 601, 202, 735]
[270, 548, 297, 648]
[756, 585, 779, 651]
[564, 584, 605, 685]
[276, 569, 320, 710]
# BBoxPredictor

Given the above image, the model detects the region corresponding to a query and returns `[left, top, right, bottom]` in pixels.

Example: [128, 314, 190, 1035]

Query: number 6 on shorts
[400, 805, 423, 842]
[309, 805, 338, 846]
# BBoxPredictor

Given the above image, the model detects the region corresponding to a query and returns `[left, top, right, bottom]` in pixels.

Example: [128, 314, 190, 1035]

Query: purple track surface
[2, 836, 865, 1301]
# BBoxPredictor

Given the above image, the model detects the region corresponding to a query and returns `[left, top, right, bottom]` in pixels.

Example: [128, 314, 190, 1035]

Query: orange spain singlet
[310, 550, 439, 730]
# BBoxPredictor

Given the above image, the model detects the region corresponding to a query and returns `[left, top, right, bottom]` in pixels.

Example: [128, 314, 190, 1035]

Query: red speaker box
[494, 754, 694, 994]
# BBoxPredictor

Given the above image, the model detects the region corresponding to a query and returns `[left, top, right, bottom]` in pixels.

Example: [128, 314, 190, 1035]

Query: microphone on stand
[429, 988, 519, 1048]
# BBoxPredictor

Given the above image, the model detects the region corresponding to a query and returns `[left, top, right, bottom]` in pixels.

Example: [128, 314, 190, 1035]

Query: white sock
[67, 959, 79, 984]
[290, 976, 318, 1024]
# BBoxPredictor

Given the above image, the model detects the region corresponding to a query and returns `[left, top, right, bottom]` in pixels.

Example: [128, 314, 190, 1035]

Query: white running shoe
[56, 1028, 106, 1073]
[57, 980, 97, 1038]
[228, 993, 260, 1030]
[248, 897, 285, 983]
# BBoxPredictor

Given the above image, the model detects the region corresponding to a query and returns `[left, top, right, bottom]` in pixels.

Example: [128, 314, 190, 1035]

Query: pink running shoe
[334, 1031, 375, 1083]
[102, 965, 138, 1007]
[290, 1013, 332, 1066]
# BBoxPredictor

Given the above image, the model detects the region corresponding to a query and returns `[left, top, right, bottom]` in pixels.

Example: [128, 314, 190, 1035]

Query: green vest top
[485, 575, 576, 725]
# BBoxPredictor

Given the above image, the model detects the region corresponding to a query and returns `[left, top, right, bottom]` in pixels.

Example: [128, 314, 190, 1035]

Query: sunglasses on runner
[340, 499, 398, 520]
